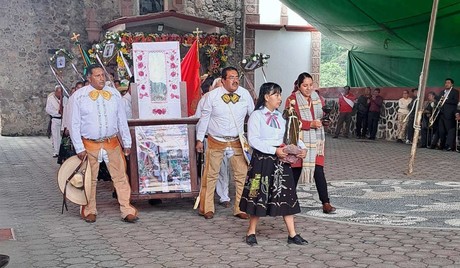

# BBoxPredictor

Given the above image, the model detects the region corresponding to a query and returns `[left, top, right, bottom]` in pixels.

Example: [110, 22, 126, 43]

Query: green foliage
[320, 36, 347, 87]
[320, 62, 347, 87]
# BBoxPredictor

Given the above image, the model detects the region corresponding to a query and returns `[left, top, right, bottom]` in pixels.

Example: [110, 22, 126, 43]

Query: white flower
[242, 59, 247, 64]
[262, 59, 268, 64]
[95, 44, 100, 49]
[252, 56, 257, 61]
[121, 42, 126, 47]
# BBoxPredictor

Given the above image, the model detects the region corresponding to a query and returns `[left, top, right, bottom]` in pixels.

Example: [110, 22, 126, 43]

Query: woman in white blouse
[239, 82, 308, 246]
[396, 90, 412, 143]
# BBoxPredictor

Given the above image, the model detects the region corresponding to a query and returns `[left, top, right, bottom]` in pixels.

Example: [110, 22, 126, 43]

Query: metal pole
[407, 0, 439, 174]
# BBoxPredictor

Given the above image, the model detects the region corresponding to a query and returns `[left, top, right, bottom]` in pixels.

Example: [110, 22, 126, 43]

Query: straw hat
[57, 155, 92, 205]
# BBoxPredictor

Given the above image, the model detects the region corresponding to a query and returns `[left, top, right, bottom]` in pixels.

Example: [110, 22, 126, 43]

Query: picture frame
[103, 43, 115, 58]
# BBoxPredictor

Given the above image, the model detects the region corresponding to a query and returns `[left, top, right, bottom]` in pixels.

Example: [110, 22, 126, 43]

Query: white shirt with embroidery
[70, 85, 131, 153]
[196, 86, 254, 142]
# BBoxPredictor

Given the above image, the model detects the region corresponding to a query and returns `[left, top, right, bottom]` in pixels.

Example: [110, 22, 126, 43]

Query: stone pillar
[280, 4, 288, 25]
[120, 0, 134, 17]
[85, 8, 101, 42]
[243, 0, 259, 91]
[171, 0, 185, 12]
[311, 31, 321, 89]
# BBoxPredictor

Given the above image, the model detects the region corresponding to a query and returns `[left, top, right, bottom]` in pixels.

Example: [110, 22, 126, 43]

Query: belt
[51, 116, 62, 119]
[83, 134, 117, 143]
[212, 135, 239, 141]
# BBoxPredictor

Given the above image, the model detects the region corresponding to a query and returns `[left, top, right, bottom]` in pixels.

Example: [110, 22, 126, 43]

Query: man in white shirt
[195, 77, 231, 207]
[70, 64, 138, 223]
[45, 85, 62, 157]
[195, 67, 254, 219]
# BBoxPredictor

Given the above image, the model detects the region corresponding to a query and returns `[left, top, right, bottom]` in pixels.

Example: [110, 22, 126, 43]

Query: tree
[320, 62, 347, 87]
[320, 36, 348, 87]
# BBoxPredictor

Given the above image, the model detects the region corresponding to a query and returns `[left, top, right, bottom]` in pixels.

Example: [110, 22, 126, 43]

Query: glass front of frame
[135, 124, 191, 194]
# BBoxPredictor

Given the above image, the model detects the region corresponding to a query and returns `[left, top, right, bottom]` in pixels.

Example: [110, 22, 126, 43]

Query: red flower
[138, 62, 144, 69]
[139, 71, 144, 77]
[137, 54, 143, 61]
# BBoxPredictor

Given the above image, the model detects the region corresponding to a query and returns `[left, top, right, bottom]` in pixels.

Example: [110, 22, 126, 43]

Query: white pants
[215, 153, 231, 202]
[51, 118, 62, 155]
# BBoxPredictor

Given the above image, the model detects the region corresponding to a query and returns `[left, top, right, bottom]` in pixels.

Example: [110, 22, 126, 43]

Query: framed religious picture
[133, 42, 182, 119]
[56, 56, 66, 69]
[135, 124, 191, 194]
[103, 43, 115, 58]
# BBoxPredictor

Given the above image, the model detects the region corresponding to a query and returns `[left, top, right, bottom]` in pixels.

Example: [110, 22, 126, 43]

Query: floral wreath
[241, 53, 270, 71]
[86, 31, 233, 78]
[49, 48, 74, 63]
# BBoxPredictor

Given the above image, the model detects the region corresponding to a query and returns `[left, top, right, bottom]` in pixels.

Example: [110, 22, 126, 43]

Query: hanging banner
[133, 42, 182, 119]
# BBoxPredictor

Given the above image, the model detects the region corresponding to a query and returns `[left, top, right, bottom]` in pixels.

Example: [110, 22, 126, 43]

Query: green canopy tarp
[281, 0, 460, 87]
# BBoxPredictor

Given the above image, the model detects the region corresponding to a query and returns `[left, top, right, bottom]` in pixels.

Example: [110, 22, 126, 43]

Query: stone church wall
[0, 0, 121, 135]
[0, 0, 243, 135]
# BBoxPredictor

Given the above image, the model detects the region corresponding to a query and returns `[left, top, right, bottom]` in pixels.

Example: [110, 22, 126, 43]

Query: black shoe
[332, 136, 338, 139]
[287, 234, 308, 245]
[396, 139, 403, 143]
[245, 234, 257, 246]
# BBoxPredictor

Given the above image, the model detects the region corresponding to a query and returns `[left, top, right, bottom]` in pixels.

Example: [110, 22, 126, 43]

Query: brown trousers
[81, 137, 137, 219]
[199, 136, 248, 215]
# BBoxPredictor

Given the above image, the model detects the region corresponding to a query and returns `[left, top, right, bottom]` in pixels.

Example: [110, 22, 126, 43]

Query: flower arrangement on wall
[87, 31, 233, 78]
[241, 53, 270, 71]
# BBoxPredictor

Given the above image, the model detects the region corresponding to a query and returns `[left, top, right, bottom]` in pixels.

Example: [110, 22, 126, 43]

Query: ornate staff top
[71, 32, 80, 43]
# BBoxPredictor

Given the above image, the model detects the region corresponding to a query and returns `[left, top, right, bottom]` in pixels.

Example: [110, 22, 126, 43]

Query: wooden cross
[193, 28, 202, 40]
[71, 32, 80, 42]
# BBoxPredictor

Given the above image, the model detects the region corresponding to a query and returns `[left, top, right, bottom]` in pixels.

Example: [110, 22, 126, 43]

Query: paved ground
[0, 136, 459, 268]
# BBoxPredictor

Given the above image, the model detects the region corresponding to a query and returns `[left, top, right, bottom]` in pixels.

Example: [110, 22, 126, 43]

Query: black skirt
[239, 150, 300, 217]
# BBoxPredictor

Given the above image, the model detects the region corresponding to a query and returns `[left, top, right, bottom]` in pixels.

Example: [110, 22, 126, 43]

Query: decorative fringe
[299, 167, 315, 184]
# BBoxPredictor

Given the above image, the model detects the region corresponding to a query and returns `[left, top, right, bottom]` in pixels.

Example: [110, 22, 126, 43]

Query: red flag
[181, 40, 201, 116]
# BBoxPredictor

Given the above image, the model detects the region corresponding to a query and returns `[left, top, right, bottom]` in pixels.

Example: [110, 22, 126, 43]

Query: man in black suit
[432, 78, 459, 151]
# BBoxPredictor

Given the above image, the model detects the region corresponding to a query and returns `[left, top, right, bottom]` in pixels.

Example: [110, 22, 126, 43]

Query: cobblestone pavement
[0, 136, 459, 268]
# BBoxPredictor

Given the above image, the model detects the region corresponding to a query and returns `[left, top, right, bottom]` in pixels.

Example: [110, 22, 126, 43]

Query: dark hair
[114, 79, 121, 84]
[411, 88, 418, 93]
[374, 88, 381, 93]
[446, 78, 454, 84]
[295, 72, 313, 88]
[200, 76, 215, 94]
[344, 86, 350, 91]
[221, 67, 239, 80]
[75, 81, 84, 87]
[428, 91, 436, 97]
[87, 64, 103, 76]
[254, 82, 282, 110]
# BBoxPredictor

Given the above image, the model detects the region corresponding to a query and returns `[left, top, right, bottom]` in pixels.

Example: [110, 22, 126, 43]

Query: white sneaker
[405, 140, 412, 144]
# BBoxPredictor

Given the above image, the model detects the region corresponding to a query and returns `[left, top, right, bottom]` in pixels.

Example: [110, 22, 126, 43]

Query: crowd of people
[46, 63, 458, 247]
[333, 79, 459, 152]
[194, 68, 336, 246]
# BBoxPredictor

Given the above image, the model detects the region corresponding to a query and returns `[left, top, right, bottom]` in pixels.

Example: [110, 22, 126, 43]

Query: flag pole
[191, 27, 203, 209]
[406, 0, 439, 175]
[71, 33, 89, 67]
[192, 28, 202, 66]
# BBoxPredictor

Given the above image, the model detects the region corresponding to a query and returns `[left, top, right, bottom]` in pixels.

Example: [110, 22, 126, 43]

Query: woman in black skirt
[239, 82, 308, 246]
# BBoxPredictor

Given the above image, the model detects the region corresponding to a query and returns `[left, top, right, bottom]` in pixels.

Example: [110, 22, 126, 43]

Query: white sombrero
[57, 155, 92, 209]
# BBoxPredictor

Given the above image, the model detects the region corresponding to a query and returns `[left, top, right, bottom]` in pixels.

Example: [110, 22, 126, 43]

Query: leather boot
[322, 203, 336, 214]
